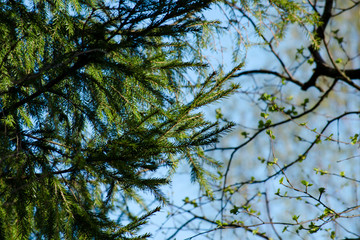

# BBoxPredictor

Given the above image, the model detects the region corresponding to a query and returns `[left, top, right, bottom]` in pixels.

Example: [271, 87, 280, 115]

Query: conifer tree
[0, 0, 237, 239]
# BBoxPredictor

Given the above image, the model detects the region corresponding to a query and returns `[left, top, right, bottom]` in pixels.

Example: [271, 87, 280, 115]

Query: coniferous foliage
[0, 0, 236, 239]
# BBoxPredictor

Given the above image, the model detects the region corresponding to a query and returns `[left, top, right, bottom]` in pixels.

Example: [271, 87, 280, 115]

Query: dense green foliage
[0, 0, 239, 239]
[2, 0, 358, 239]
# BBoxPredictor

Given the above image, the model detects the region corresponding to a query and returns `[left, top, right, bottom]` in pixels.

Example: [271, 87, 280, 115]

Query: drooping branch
[0, 53, 93, 118]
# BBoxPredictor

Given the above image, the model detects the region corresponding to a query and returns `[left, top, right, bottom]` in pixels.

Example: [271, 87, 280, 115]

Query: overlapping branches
[159, 0, 360, 239]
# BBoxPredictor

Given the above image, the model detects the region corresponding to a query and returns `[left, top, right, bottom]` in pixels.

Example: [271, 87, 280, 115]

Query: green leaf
[241, 131, 249, 138]
[292, 215, 300, 222]
[230, 205, 240, 215]
[298, 155, 306, 162]
[307, 58, 314, 64]
[279, 177, 284, 184]
[350, 134, 359, 145]
[258, 120, 265, 128]
[330, 231, 336, 239]
[335, 36, 344, 44]
[275, 188, 280, 195]
[308, 222, 320, 233]
[335, 58, 342, 64]
[318, 188, 325, 194]
[190, 200, 198, 208]
[261, 112, 269, 119]
[301, 180, 310, 186]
